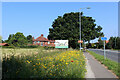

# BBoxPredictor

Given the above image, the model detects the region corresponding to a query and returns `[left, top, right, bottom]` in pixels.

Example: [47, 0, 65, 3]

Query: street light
[79, 7, 90, 51]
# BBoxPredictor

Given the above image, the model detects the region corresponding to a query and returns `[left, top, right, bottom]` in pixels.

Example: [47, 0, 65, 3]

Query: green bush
[2, 46, 15, 48]
[20, 45, 39, 48]
[44, 46, 55, 50]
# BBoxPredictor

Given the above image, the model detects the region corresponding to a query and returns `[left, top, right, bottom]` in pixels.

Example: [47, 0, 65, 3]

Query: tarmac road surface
[88, 49, 120, 63]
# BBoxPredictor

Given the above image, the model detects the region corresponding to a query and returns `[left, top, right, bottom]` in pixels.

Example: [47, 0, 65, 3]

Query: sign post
[101, 37, 107, 60]
[104, 40, 106, 59]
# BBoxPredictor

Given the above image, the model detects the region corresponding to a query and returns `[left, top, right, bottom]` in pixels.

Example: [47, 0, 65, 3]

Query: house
[32, 34, 55, 47]
[0, 43, 9, 46]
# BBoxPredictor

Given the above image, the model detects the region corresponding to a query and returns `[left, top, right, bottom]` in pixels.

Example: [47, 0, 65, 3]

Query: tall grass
[2, 48, 86, 79]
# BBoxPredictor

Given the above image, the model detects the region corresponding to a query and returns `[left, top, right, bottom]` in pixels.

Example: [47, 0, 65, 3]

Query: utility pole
[79, 7, 90, 51]
[79, 11, 81, 51]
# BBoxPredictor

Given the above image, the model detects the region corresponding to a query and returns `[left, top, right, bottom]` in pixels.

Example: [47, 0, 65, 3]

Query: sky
[2, 2, 118, 43]
[118, 2, 120, 37]
[1, 0, 119, 2]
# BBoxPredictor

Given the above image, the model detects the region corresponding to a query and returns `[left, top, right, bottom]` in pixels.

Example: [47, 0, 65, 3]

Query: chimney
[41, 34, 43, 37]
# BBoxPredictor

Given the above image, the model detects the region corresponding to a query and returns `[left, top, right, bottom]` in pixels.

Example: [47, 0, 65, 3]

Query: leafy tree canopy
[27, 35, 33, 44]
[48, 12, 103, 48]
[106, 37, 120, 49]
[6, 32, 28, 47]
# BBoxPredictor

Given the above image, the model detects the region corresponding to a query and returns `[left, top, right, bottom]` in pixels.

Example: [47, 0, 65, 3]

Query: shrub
[44, 46, 55, 50]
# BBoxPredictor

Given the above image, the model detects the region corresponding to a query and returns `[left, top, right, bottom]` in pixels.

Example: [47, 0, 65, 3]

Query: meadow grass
[87, 50, 120, 78]
[2, 48, 86, 78]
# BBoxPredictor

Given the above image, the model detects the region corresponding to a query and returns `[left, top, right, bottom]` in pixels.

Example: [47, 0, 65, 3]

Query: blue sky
[2, 2, 118, 42]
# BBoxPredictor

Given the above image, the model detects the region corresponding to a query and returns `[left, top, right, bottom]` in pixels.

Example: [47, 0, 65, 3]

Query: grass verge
[87, 50, 120, 78]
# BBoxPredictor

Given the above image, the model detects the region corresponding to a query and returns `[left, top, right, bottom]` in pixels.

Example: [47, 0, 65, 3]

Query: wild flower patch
[2, 49, 86, 78]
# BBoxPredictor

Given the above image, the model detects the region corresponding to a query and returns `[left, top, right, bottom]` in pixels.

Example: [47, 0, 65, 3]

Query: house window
[34, 41, 36, 43]
[38, 41, 40, 43]
[41, 42, 43, 46]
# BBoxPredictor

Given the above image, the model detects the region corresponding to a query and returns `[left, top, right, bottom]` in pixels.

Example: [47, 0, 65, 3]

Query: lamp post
[79, 7, 90, 51]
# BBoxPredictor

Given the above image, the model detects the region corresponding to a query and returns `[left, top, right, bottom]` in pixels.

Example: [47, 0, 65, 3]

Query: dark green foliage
[44, 46, 55, 50]
[98, 37, 104, 49]
[48, 12, 103, 49]
[4, 32, 35, 48]
[2, 40, 4, 43]
[2, 46, 15, 48]
[106, 37, 120, 49]
[19, 45, 39, 48]
[27, 35, 33, 44]
[2, 55, 33, 78]
[5, 32, 28, 47]
[86, 43, 92, 48]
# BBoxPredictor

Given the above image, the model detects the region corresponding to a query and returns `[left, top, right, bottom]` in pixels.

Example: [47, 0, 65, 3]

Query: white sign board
[55, 40, 68, 48]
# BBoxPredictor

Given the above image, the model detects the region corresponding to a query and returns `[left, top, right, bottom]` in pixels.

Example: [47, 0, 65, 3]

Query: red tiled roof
[0, 43, 9, 46]
[33, 36, 48, 41]
[33, 34, 55, 43]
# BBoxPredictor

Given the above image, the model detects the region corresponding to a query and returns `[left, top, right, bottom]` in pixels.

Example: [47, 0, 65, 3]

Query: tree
[106, 37, 115, 49]
[106, 37, 120, 49]
[5, 34, 14, 43]
[7, 32, 28, 47]
[98, 37, 104, 49]
[27, 35, 32, 44]
[48, 12, 103, 48]
[116, 37, 120, 49]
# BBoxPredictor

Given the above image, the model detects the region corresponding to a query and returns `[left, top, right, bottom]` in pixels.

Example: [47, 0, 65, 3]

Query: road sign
[78, 40, 83, 43]
[101, 37, 107, 60]
[55, 40, 68, 48]
[101, 37, 107, 40]
[104, 40, 106, 59]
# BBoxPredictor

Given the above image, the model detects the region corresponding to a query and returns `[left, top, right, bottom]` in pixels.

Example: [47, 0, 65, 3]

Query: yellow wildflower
[66, 63, 68, 65]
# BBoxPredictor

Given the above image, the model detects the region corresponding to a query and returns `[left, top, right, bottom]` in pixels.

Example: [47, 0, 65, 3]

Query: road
[88, 49, 120, 63]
